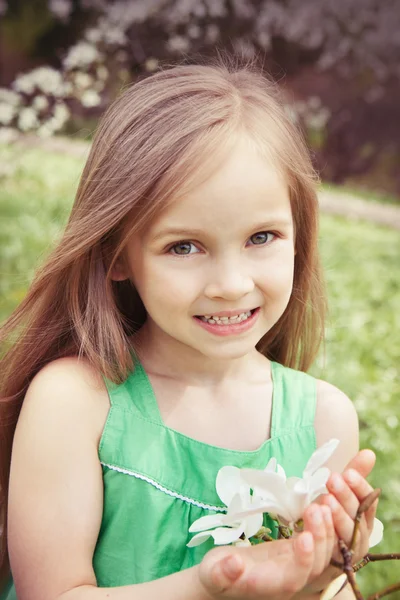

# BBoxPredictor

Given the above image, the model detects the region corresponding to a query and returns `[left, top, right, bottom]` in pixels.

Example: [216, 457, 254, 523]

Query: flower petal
[216, 465, 249, 506]
[211, 525, 244, 545]
[243, 512, 264, 539]
[188, 513, 225, 533]
[304, 439, 339, 476]
[186, 531, 212, 547]
[320, 574, 348, 600]
[369, 518, 384, 547]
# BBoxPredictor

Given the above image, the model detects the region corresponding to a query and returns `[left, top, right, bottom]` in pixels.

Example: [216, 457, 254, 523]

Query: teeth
[200, 310, 253, 325]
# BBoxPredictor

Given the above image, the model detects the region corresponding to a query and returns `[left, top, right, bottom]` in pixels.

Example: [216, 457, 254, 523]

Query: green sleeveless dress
[1, 359, 317, 596]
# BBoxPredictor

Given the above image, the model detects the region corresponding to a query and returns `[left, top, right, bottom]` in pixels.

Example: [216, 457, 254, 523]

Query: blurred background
[0, 0, 399, 596]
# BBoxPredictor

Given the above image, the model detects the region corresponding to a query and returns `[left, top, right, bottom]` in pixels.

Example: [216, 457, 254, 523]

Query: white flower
[80, 90, 101, 107]
[63, 42, 101, 70]
[241, 439, 340, 525]
[321, 574, 348, 600]
[0, 88, 21, 106]
[32, 95, 49, 112]
[74, 72, 93, 90]
[18, 107, 39, 131]
[14, 67, 68, 97]
[187, 466, 264, 547]
[49, 0, 72, 21]
[369, 518, 384, 547]
[53, 102, 70, 126]
[0, 102, 16, 125]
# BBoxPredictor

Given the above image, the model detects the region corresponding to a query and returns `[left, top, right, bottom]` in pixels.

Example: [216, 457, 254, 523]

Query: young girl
[0, 58, 378, 600]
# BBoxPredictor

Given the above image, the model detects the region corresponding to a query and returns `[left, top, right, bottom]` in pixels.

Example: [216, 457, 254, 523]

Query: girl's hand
[323, 466, 378, 564]
[301, 449, 378, 595]
[197, 503, 334, 600]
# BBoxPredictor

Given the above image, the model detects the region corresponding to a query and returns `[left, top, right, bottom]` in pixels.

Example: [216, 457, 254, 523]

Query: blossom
[80, 90, 101, 108]
[32, 95, 49, 112]
[63, 42, 101, 70]
[0, 102, 16, 126]
[18, 107, 39, 131]
[14, 67, 69, 97]
[240, 439, 340, 525]
[369, 518, 384, 547]
[187, 466, 264, 547]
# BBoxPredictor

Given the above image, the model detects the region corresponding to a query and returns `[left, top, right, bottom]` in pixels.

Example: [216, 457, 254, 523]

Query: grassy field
[1, 142, 399, 596]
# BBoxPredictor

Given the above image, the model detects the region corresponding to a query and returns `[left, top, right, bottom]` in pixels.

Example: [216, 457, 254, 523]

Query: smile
[193, 308, 260, 336]
[198, 310, 253, 325]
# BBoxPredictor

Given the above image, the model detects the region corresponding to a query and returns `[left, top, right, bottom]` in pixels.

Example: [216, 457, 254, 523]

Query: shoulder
[20, 356, 110, 446]
[314, 379, 359, 472]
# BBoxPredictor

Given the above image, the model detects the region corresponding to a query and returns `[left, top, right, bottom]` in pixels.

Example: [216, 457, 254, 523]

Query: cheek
[259, 251, 295, 294]
[134, 260, 199, 313]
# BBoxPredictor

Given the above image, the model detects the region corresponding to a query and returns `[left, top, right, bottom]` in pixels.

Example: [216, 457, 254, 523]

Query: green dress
[1, 359, 317, 596]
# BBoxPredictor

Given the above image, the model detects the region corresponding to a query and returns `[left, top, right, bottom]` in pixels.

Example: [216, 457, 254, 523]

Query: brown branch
[366, 582, 400, 600]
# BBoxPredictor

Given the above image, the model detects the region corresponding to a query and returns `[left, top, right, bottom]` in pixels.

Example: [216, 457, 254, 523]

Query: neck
[130, 321, 268, 386]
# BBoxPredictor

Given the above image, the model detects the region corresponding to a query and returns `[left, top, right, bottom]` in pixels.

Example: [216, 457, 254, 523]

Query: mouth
[194, 308, 258, 326]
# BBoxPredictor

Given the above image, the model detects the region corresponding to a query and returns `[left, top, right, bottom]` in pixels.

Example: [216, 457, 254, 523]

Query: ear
[110, 256, 129, 282]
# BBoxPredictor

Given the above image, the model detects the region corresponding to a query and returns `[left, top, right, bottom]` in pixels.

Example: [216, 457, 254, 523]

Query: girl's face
[119, 135, 295, 362]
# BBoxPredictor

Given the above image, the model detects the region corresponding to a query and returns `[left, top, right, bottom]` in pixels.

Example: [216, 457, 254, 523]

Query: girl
[0, 58, 377, 600]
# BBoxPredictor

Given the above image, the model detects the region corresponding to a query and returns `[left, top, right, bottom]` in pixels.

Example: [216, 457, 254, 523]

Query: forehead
[148, 135, 292, 237]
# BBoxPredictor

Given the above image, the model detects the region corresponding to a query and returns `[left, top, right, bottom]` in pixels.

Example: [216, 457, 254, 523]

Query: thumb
[199, 549, 245, 596]
[343, 449, 376, 478]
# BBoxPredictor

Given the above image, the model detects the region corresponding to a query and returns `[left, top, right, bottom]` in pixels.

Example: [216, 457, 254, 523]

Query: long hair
[0, 56, 325, 585]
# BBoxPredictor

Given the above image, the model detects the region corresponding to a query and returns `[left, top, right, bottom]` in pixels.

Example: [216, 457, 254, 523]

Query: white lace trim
[101, 462, 227, 512]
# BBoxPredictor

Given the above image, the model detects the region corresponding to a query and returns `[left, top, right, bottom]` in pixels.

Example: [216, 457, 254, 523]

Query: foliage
[0, 143, 399, 593]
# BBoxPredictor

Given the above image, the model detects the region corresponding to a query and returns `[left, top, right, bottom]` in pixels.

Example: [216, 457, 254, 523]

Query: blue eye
[169, 241, 199, 255]
[249, 231, 275, 245]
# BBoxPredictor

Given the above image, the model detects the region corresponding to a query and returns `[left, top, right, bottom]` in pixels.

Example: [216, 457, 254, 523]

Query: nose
[203, 257, 255, 301]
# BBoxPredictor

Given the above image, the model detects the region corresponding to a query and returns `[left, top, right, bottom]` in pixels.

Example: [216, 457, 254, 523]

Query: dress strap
[270, 362, 317, 437]
[102, 358, 163, 424]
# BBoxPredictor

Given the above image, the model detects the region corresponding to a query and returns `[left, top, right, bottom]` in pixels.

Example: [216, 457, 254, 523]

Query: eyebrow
[150, 220, 293, 242]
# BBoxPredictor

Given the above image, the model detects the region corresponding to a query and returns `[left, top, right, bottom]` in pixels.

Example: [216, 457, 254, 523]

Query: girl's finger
[303, 504, 328, 578]
[327, 473, 360, 519]
[321, 504, 335, 569]
[322, 494, 355, 548]
[342, 468, 377, 531]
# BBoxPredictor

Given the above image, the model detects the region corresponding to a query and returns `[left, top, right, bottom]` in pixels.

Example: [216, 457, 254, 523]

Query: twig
[366, 582, 400, 600]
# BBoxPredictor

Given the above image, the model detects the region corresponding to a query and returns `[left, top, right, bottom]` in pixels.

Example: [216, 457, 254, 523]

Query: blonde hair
[0, 56, 325, 585]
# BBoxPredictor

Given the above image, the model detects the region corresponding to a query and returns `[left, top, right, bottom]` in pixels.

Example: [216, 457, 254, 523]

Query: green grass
[1, 143, 399, 595]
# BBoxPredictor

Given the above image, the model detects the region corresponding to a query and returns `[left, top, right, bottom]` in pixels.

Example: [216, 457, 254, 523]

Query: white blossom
[63, 42, 101, 70]
[14, 67, 68, 97]
[321, 574, 348, 600]
[369, 518, 384, 547]
[0, 88, 21, 106]
[166, 35, 190, 53]
[0, 103, 17, 125]
[74, 72, 94, 89]
[187, 466, 264, 547]
[241, 439, 340, 526]
[18, 107, 39, 132]
[53, 102, 70, 126]
[32, 95, 49, 112]
[49, 0, 72, 21]
[80, 90, 101, 107]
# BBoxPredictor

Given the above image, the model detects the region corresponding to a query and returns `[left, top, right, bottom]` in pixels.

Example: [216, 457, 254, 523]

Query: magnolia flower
[369, 517, 384, 547]
[240, 439, 340, 525]
[187, 466, 264, 547]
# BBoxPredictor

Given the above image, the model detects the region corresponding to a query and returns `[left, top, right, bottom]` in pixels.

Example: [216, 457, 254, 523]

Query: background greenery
[0, 142, 399, 595]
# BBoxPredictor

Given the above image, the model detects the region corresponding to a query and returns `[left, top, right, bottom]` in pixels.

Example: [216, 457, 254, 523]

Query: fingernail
[344, 469, 359, 485]
[221, 555, 242, 580]
[311, 506, 323, 525]
[321, 506, 332, 524]
[299, 532, 313, 552]
[328, 495, 338, 511]
[330, 474, 344, 492]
